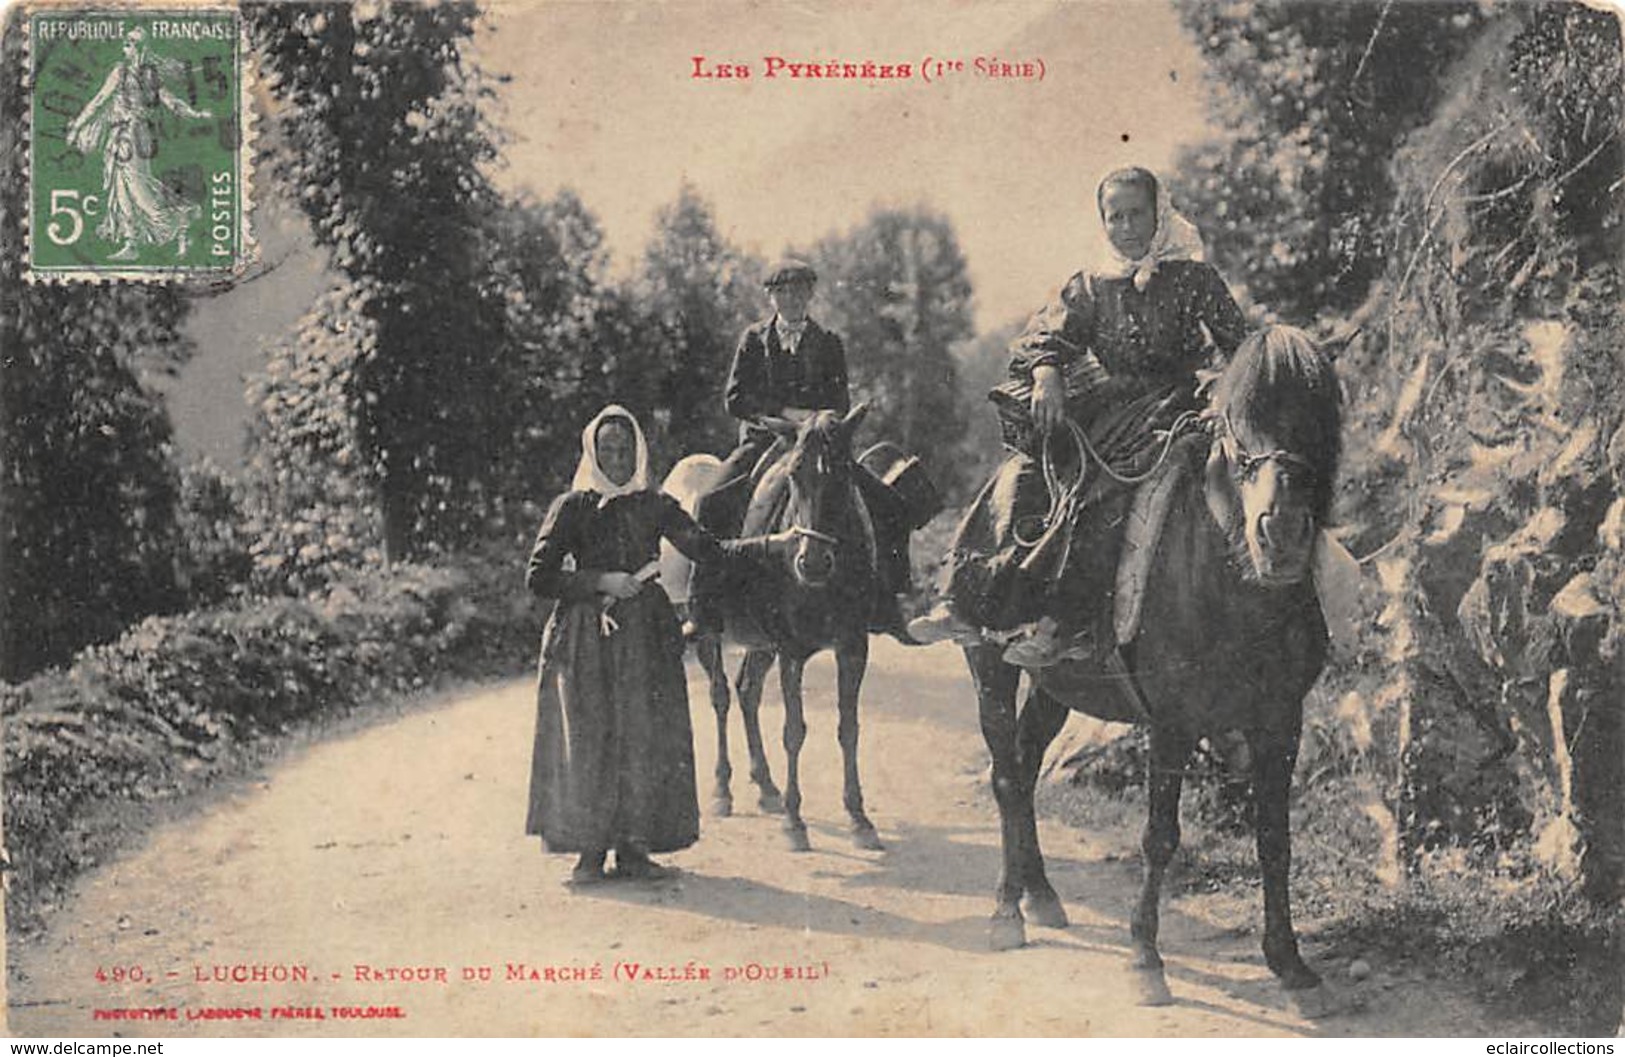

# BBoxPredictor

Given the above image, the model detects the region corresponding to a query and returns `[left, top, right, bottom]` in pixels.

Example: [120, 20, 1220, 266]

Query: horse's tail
[659, 454, 724, 604]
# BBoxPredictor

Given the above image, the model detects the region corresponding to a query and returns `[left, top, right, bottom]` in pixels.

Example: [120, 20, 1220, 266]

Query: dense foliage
[0, 16, 194, 680]
[247, 1, 508, 560]
[1171, 0, 1487, 321]
[1, 555, 537, 929]
[633, 183, 765, 465]
[1174, 0, 1624, 904]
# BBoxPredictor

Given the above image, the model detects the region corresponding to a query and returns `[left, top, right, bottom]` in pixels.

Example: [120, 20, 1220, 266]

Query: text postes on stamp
[27, 8, 250, 282]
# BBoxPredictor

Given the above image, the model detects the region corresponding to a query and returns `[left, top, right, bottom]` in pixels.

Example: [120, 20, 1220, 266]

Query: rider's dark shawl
[524, 490, 767, 854]
[1009, 259, 1248, 416]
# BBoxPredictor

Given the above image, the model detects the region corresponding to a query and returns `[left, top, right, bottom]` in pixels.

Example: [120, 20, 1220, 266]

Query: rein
[1013, 410, 1202, 549]
[791, 524, 839, 546]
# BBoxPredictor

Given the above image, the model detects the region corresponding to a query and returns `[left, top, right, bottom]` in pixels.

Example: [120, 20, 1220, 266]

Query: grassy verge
[1038, 729, 1623, 1035]
[2, 554, 540, 936]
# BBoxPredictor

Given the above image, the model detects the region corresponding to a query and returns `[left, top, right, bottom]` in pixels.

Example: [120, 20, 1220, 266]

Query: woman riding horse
[961, 325, 1345, 1014]
[909, 166, 1249, 666]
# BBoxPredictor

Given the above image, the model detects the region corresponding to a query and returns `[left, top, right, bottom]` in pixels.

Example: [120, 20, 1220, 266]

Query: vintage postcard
[3, 0, 1622, 1042]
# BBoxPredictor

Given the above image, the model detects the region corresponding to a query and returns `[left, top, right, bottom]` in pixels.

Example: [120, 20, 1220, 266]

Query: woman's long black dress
[525, 489, 756, 855]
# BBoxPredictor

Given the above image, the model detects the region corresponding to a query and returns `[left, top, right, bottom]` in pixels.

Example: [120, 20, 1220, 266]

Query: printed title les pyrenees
[691, 54, 1043, 81]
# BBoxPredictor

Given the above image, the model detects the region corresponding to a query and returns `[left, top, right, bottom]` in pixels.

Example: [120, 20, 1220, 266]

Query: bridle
[1218, 410, 1318, 483]
[791, 525, 838, 546]
[784, 445, 848, 565]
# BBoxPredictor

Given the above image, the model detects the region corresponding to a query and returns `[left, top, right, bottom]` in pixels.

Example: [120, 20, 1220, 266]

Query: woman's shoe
[565, 864, 608, 888]
[611, 854, 679, 882]
[611, 846, 680, 881]
[906, 603, 982, 645]
[1002, 618, 1064, 668]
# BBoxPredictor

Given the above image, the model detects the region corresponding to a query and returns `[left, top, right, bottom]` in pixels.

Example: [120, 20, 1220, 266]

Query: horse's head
[783, 403, 869, 587]
[1204, 326, 1342, 587]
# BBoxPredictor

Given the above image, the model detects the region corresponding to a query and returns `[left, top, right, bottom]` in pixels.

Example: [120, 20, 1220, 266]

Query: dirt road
[8, 640, 1509, 1037]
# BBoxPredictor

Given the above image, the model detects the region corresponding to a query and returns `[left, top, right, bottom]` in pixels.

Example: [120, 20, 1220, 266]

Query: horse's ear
[839, 402, 870, 439]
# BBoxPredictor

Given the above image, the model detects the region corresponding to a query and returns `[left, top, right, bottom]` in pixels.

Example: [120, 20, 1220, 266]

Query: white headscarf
[571, 404, 651, 504]
[1089, 168, 1207, 292]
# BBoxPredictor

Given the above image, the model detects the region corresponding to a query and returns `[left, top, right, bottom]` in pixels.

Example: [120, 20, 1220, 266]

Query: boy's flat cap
[763, 259, 817, 288]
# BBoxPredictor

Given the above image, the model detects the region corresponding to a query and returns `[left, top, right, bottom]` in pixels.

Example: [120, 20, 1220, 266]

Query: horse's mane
[742, 411, 852, 537]
[1209, 325, 1343, 520]
[785, 411, 850, 474]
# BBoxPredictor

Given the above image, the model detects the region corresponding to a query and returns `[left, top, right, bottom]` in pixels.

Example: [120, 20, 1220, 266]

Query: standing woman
[525, 405, 787, 884]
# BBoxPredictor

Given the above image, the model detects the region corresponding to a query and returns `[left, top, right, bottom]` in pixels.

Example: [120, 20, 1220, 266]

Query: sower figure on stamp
[686, 259, 933, 645]
[909, 166, 1249, 667]
[66, 27, 212, 262]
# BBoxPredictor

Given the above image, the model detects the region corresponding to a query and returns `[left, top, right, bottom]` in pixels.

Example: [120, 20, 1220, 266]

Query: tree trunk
[380, 466, 413, 565]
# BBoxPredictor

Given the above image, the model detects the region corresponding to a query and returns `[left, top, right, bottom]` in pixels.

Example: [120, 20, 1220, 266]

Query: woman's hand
[1031, 365, 1066, 433]
[596, 571, 643, 601]
[767, 529, 800, 557]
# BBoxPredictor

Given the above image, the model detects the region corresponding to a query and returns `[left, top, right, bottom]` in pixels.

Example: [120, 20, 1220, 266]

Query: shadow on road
[571, 870, 996, 953]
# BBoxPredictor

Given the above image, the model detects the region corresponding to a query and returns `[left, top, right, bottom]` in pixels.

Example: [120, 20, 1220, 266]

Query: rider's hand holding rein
[1031, 364, 1067, 433]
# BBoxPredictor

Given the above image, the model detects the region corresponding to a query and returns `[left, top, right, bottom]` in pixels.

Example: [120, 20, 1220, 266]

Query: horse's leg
[698, 636, 734, 817]
[777, 653, 812, 852]
[734, 649, 783, 814]
[1129, 724, 1192, 1007]
[1252, 727, 1332, 1014]
[1016, 685, 1070, 929]
[835, 636, 881, 850]
[966, 644, 1029, 951]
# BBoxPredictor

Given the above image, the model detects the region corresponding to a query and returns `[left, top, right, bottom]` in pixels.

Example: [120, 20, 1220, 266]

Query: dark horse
[666, 405, 885, 852]
[961, 325, 1343, 1012]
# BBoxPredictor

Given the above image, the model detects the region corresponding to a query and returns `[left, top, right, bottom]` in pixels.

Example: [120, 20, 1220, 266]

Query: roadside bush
[173, 457, 255, 608]
[2, 554, 539, 930]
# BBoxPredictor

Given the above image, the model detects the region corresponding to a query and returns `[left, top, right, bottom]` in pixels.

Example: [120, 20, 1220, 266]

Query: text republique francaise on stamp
[26, 7, 251, 282]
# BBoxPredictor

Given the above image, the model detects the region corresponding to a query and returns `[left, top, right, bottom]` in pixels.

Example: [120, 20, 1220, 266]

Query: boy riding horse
[687, 259, 921, 644]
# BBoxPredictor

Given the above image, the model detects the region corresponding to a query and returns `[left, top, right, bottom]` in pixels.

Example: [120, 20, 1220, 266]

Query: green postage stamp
[26, 7, 251, 281]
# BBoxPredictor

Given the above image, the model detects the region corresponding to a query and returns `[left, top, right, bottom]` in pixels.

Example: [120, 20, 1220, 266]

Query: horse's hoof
[1285, 982, 1342, 1020]
[988, 911, 1026, 951]
[758, 791, 785, 815]
[1131, 968, 1174, 1007]
[1022, 892, 1069, 930]
[852, 825, 885, 851]
[710, 798, 733, 818]
[785, 826, 812, 852]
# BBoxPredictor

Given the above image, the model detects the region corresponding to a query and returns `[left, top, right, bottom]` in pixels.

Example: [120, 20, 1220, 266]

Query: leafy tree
[633, 183, 764, 464]
[0, 14, 191, 679]
[1171, 0, 1487, 321]
[488, 189, 652, 503]
[247, 1, 506, 559]
[241, 282, 383, 593]
[806, 207, 976, 495]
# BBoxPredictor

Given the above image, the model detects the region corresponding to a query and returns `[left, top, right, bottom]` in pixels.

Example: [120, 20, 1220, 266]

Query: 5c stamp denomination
[27, 7, 250, 281]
